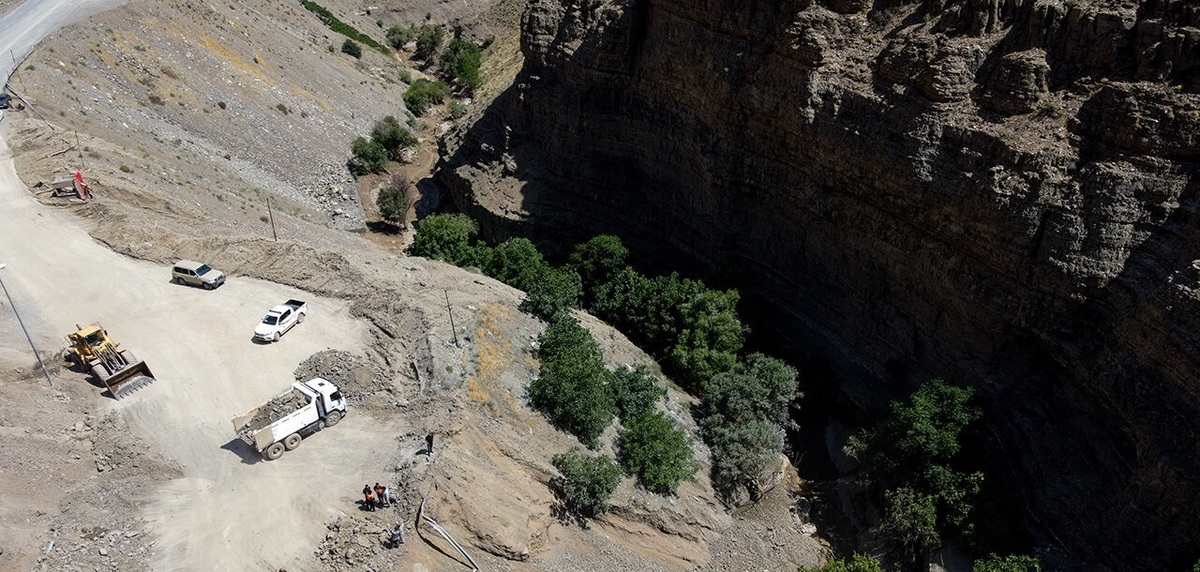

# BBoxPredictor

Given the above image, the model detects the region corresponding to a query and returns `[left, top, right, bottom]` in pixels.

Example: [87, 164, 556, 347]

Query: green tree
[485, 238, 544, 287]
[370, 116, 418, 161]
[702, 353, 799, 429]
[375, 175, 409, 226]
[609, 365, 664, 420]
[667, 288, 745, 391]
[386, 24, 415, 49]
[414, 24, 445, 63]
[406, 213, 479, 265]
[440, 35, 482, 93]
[882, 487, 940, 560]
[569, 234, 629, 308]
[972, 554, 1041, 572]
[616, 411, 698, 494]
[530, 337, 614, 448]
[701, 416, 783, 497]
[520, 266, 582, 321]
[847, 379, 984, 560]
[538, 315, 599, 365]
[403, 78, 450, 116]
[551, 448, 623, 519]
[348, 136, 387, 176]
[800, 553, 885, 572]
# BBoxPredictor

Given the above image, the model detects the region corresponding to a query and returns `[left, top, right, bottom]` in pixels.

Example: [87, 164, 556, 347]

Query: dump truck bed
[231, 383, 319, 452]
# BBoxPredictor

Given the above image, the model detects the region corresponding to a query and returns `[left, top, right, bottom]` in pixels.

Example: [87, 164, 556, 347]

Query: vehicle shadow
[249, 337, 273, 345]
[220, 438, 262, 465]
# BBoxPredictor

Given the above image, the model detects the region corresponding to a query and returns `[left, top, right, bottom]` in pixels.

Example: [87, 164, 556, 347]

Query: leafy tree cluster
[616, 410, 698, 495]
[530, 315, 615, 448]
[440, 33, 482, 94]
[800, 553, 884, 572]
[404, 78, 450, 116]
[301, 1, 388, 53]
[847, 379, 983, 562]
[347, 116, 418, 176]
[571, 236, 746, 392]
[551, 448, 622, 518]
[699, 353, 798, 498]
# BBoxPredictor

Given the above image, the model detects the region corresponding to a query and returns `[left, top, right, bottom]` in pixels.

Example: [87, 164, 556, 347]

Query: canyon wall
[439, 0, 1200, 568]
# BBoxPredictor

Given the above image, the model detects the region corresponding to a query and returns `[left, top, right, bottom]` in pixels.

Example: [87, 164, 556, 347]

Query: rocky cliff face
[438, 0, 1200, 568]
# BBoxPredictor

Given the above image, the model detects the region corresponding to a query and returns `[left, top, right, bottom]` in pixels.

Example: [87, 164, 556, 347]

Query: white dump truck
[231, 378, 346, 461]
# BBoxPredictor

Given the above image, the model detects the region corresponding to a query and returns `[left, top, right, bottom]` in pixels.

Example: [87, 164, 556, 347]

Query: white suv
[172, 260, 226, 290]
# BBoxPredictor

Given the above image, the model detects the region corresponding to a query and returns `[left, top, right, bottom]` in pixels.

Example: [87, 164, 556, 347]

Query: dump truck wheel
[263, 442, 286, 461]
[297, 313, 305, 323]
[324, 411, 343, 427]
[283, 433, 302, 450]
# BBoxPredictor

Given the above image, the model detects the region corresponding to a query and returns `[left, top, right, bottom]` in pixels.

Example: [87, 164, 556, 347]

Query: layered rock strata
[438, 0, 1200, 568]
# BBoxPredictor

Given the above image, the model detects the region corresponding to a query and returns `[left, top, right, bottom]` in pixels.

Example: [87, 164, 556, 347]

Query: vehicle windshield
[195, 264, 212, 275]
[262, 315, 279, 325]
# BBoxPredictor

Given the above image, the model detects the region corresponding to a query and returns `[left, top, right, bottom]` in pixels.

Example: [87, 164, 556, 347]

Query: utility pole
[267, 197, 278, 241]
[0, 264, 53, 386]
[75, 130, 84, 170]
[444, 289, 458, 347]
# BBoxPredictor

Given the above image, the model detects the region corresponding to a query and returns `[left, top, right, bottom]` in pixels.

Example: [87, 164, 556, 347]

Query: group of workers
[362, 482, 395, 511]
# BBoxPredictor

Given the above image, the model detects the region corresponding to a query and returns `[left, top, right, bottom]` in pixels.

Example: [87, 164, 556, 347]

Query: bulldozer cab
[66, 323, 155, 399]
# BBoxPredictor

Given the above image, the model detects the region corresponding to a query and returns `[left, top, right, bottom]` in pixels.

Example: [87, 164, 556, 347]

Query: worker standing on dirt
[362, 484, 375, 512]
[426, 432, 434, 455]
[374, 483, 386, 508]
[386, 522, 404, 547]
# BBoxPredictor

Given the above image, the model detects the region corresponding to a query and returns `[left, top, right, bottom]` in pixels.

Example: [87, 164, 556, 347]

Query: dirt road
[0, 5, 399, 571]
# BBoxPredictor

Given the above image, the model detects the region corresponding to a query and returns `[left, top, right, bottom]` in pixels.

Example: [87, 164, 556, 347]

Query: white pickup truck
[253, 299, 307, 342]
[231, 378, 346, 461]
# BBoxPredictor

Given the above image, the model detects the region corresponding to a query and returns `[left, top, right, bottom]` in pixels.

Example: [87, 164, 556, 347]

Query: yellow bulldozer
[66, 323, 155, 399]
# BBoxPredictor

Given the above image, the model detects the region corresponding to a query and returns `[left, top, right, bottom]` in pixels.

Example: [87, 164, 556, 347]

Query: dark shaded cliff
[438, 0, 1200, 568]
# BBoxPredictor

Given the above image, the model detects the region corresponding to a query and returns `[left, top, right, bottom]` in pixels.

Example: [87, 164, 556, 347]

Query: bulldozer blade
[103, 360, 156, 399]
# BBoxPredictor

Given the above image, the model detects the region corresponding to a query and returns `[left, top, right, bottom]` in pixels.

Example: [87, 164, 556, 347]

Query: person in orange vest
[362, 484, 375, 511]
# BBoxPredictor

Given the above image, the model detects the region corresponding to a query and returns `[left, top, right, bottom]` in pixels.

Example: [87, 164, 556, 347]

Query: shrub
[370, 115, 417, 161]
[882, 487, 940, 557]
[702, 416, 783, 497]
[609, 365, 664, 420]
[376, 175, 409, 226]
[404, 78, 450, 116]
[341, 38, 362, 58]
[530, 341, 614, 448]
[386, 24, 416, 49]
[972, 554, 1041, 572]
[440, 36, 482, 93]
[414, 24, 445, 63]
[616, 411, 698, 495]
[801, 554, 885, 572]
[448, 101, 467, 118]
[666, 288, 745, 391]
[348, 136, 387, 176]
[550, 448, 622, 518]
[520, 266, 582, 321]
[406, 213, 479, 265]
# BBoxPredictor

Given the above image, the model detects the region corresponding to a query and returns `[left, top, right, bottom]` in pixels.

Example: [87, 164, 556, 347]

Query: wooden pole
[267, 197, 278, 241]
[444, 289, 458, 347]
